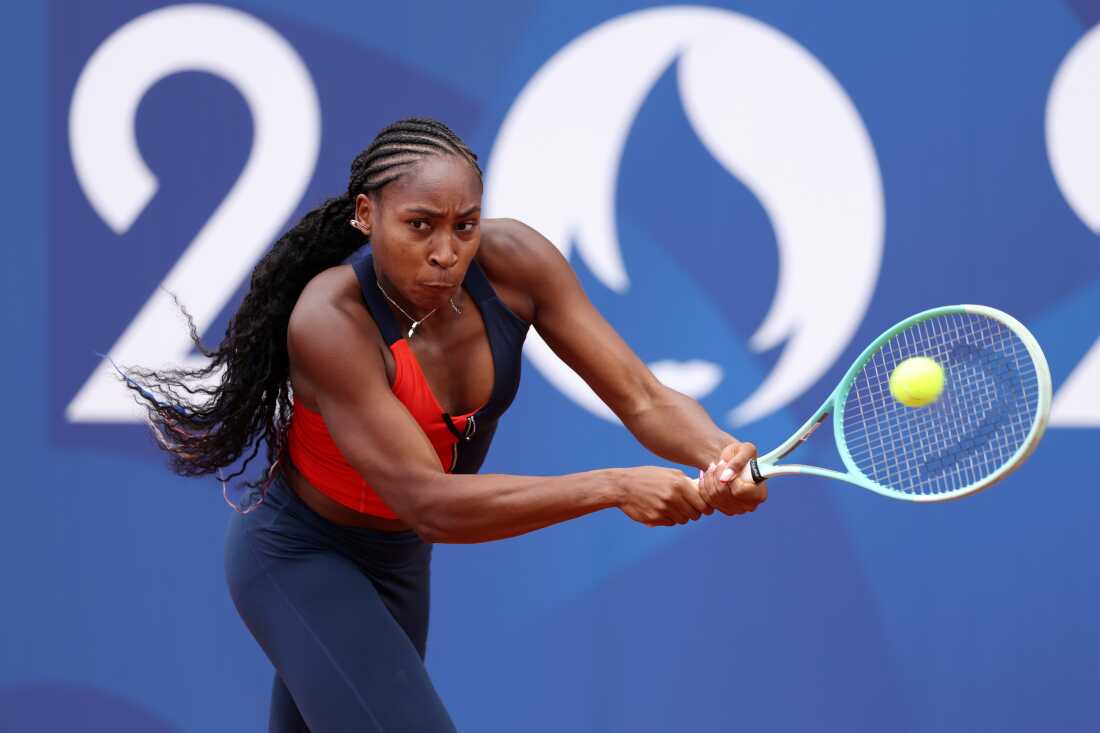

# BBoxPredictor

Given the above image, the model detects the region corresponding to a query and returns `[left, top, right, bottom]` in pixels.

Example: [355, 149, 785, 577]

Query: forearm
[621, 386, 735, 469]
[411, 469, 622, 544]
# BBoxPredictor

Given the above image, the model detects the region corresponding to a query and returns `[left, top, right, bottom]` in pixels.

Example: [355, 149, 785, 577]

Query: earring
[349, 219, 368, 235]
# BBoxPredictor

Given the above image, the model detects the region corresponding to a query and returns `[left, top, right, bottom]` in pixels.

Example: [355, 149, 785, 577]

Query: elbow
[381, 472, 453, 543]
[411, 512, 468, 544]
[408, 499, 479, 544]
[402, 487, 455, 544]
[389, 473, 483, 544]
[410, 513, 447, 544]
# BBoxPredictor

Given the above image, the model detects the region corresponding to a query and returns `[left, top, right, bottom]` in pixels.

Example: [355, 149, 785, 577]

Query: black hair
[121, 117, 480, 492]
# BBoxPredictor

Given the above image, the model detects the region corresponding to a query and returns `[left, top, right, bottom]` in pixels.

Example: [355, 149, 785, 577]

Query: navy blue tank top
[347, 248, 529, 474]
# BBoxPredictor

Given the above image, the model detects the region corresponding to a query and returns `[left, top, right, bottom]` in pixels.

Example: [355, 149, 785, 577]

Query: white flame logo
[485, 5, 884, 426]
[1046, 21, 1100, 426]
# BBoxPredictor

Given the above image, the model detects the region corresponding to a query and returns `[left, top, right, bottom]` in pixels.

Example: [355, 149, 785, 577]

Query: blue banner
[2, 1, 1098, 730]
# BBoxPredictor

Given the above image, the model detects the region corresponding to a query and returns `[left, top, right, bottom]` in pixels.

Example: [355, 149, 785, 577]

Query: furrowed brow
[402, 205, 481, 218]
[404, 206, 444, 217]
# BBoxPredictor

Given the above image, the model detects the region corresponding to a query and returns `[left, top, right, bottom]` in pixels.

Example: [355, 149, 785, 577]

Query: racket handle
[693, 458, 764, 489]
[741, 458, 764, 484]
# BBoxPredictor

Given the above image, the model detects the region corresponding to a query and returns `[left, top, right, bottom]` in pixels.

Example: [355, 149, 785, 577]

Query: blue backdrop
[3, 1, 1099, 730]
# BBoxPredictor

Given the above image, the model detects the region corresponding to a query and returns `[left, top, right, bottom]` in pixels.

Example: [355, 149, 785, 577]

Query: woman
[129, 118, 766, 732]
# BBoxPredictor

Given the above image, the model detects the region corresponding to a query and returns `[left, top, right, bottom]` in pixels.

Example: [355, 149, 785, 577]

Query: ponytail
[122, 117, 481, 496]
[124, 192, 361, 490]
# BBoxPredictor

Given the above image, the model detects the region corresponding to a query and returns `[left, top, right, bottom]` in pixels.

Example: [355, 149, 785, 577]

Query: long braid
[121, 117, 481, 495]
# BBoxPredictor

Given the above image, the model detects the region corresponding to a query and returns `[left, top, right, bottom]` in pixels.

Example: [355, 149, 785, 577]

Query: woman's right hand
[614, 467, 712, 526]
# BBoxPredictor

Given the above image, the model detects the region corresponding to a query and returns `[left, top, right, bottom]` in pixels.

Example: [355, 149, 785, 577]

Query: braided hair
[122, 117, 481, 494]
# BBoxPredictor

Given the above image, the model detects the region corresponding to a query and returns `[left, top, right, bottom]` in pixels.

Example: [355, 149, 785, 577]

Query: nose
[428, 233, 460, 270]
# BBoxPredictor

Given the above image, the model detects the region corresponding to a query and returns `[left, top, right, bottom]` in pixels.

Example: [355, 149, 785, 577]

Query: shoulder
[290, 264, 374, 335]
[477, 219, 573, 322]
[479, 218, 562, 271]
[287, 263, 384, 376]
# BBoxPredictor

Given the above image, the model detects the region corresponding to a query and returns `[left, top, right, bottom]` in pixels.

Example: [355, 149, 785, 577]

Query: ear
[354, 193, 374, 237]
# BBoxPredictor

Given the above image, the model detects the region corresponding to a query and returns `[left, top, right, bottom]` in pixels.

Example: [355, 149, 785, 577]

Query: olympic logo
[485, 6, 884, 427]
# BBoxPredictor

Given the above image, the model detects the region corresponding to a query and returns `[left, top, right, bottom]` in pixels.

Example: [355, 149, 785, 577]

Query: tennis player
[128, 118, 766, 732]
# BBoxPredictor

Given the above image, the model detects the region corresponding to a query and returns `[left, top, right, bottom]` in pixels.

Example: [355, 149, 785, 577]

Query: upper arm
[286, 275, 445, 522]
[484, 219, 663, 419]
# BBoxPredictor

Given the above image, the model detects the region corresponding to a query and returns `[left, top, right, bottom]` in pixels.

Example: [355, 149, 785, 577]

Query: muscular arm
[485, 219, 736, 471]
[287, 272, 694, 544]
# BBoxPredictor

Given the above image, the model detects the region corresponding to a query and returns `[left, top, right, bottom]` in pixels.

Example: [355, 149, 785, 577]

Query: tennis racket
[721, 304, 1051, 502]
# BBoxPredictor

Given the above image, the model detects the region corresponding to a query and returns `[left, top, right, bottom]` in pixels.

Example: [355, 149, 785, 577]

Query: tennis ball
[889, 356, 945, 408]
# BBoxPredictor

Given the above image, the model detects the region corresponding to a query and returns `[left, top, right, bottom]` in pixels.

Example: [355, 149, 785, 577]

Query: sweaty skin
[285, 155, 766, 542]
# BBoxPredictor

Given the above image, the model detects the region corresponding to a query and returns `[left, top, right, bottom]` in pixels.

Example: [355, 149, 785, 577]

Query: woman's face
[357, 154, 483, 312]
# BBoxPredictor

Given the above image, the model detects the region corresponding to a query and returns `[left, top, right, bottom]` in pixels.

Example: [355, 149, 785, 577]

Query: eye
[409, 219, 429, 231]
[456, 221, 478, 233]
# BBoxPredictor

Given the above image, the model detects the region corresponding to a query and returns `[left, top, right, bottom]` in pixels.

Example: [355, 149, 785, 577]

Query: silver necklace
[376, 278, 462, 340]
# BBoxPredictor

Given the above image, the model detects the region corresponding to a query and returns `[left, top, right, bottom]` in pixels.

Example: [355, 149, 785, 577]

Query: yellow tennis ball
[889, 356, 945, 408]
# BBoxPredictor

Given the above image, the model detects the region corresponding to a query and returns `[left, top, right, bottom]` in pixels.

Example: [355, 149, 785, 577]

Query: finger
[695, 469, 716, 515]
[717, 501, 747, 517]
[722, 478, 755, 509]
[730, 478, 758, 501]
[708, 464, 745, 516]
[699, 461, 717, 506]
[695, 468, 710, 504]
[755, 479, 769, 505]
[681, 477, 708, 518]
[729, 478, 767, 512]
[704, 461, 725, 508]
[664, 499, 690, 521]
[722, 443, 757, 481]
[676, 493, 702, 522]
[662, 497, 689, 525]
[695, 464, 712, 499]
[718, 440, 740, 464]
[736, 475, 768, 502]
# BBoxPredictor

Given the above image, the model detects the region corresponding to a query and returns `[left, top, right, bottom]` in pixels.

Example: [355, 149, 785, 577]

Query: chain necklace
[375, 278, 462, 340]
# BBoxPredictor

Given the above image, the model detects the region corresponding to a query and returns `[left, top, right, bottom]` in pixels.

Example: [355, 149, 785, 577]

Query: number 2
[66, 4, 320, 422]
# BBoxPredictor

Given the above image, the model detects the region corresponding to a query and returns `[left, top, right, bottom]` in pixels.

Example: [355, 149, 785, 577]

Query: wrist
[694, 433, 736, 470]
[598, 468, 628, 509]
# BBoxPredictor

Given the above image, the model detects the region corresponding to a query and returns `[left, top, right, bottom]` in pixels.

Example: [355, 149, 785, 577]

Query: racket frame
[747, 304, 1052, 502]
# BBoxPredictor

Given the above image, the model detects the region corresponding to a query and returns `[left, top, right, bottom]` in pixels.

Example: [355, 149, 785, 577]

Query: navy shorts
[224, 469, 458, 732]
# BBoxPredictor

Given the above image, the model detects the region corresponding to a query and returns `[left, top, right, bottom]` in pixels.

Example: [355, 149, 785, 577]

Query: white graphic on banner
[485, 5, 884, 426]
[67, 4, 320, 422]
[1047, 22, 1100, 427]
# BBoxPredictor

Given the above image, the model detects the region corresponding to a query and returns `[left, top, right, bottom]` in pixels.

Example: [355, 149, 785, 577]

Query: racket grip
[741, 458, 763, 484]
[693, 458, 764, 489]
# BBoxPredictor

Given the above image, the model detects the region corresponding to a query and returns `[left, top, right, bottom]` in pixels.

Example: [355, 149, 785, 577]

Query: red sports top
[286, 339, 480, 518]
[285, 248, 529, 519]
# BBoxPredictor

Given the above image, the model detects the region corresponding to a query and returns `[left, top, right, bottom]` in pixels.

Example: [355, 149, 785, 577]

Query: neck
[373, 267, 464, 337]
[374, 268, 429, 320]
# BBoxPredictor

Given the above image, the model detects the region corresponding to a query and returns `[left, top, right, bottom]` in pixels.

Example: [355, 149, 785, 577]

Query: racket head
[831, 305, 1051, 502]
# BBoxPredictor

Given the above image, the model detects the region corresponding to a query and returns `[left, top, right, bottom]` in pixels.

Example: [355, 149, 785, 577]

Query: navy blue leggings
[224, 470, 458, 732]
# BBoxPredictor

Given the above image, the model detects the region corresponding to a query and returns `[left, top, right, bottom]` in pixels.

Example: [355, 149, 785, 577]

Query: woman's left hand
[698, 441, 768, 516]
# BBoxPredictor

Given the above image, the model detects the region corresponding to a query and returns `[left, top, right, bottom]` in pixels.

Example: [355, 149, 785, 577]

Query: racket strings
[840, 313, 1040, 496]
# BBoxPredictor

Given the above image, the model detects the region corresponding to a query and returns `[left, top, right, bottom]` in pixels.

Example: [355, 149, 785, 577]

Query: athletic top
[286, 247, 530, 518]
